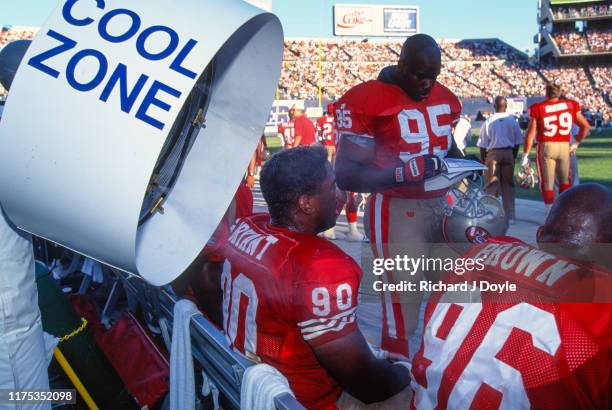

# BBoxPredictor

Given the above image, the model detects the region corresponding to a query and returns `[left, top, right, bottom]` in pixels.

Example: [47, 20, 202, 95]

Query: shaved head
[395, 34, 442, 101]
[399, 34, 441, 63]
[538, 184, 612, 255]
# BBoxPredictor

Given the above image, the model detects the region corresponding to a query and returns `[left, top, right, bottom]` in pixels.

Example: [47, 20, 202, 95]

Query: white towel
[81, 257, 104, 283]
[240, 363, 295, 410]
[169, 299, 200, 410]
[42, 332, 58, 366]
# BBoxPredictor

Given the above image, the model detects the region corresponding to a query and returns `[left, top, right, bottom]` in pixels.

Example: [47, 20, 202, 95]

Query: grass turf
[465, 128, 612, 200]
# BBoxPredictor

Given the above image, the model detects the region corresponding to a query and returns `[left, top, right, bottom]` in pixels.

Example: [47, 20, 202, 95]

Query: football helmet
[442, 176, 507, 244]
[516, 165, 539, 189]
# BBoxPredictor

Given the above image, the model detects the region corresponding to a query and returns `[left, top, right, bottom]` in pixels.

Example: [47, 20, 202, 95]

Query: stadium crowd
[587, 29, 612, 53]
[278, 37, 610, 124]
[554, 30, 589, 54]
[553, 29, 612, 54]
[0, 27, 609, 124]
[552, 3, 611, 19]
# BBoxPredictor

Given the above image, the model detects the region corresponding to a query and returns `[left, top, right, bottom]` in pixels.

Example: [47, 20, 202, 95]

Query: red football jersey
[529, 98, 581, 143]
[411, 240, 611, 410]
[221, 214, 362, 409]
[294, 115, 316, 146]
[201, 183, 253, 262]
[316, 115, 336, 147]
[335, 80, 461, 198]
[277, 121, 295, 147]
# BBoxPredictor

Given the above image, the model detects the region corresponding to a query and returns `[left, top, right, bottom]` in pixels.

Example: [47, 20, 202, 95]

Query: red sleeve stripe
[301, 315, 356, 341]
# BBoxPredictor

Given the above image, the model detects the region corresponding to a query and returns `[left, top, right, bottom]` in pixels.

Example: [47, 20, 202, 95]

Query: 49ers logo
[465, 226, 491, 244]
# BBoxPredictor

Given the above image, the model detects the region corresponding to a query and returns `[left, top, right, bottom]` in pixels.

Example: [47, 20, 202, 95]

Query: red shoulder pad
[337, 80, 408, 117]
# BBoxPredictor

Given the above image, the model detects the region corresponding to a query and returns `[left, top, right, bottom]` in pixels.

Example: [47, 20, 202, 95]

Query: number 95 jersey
[221, 213, 362, 409]
[335, 80, 461, 198]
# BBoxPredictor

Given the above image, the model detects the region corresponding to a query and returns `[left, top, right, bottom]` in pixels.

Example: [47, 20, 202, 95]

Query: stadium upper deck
[538, 0, 612, 59]
[1, 26, 610, 124]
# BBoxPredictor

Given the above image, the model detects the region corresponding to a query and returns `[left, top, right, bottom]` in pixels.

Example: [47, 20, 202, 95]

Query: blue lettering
[66, 49, 108, 92]
[99, 63, 149, 113]
[136, 25, 179, 61]
[169, 38, 198, 79]
[98, 8, 141, 43]
[135, 80, 181, 130]
[62, 0, 105, 26]
[27, 30, 77, 78]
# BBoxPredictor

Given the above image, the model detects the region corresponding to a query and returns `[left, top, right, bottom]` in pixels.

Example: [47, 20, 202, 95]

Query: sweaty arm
[312, 331, 410, 404]
[335, 134, 442, 193]
[523, 118, 537, 155]
[335, 134, 397, 193]
[293, 258, 410, 404]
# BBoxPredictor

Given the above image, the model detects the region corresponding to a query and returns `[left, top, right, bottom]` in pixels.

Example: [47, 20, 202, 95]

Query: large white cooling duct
[0, 0, 284, 285]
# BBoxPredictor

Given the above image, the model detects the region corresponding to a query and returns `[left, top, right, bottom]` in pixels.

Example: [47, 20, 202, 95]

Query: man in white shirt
[478, 96, 524, 224]
[452, 115, 472, 154]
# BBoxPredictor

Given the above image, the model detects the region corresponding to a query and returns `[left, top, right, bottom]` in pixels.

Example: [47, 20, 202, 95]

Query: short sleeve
[335, 101, 376, 141]
[291, 255, 361, 347]
[513, 118, 524, 145]
[477, 122, 488, 148]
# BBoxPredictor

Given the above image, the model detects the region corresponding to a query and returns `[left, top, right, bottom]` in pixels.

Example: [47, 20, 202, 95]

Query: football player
[317, 102, 337, 163]
[334, 34, 463, 357]
[171, 181, 253, 326]
[220, 147, 411, 408]
[411, 183, 611, 409]
[522, 84, 590, 212]
[277, 107, 296, 149]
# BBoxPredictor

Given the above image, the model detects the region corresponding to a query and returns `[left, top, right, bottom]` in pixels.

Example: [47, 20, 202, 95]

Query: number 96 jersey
[335, 80, 461, 198]
[221, 213, 362, 409]
[529, 98, 581, 143]
[411, 240, 611, 410]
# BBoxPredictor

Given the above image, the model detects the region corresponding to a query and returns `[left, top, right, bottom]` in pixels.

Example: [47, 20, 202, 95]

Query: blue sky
[2, 0, 538, 53]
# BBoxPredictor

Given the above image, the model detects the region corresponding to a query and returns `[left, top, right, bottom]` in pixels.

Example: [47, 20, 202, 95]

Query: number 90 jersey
[411, 239, 611, 410]
[529, 98, 581, 143]
[335, 80, 461, 198]
[221, 213, 362, 409]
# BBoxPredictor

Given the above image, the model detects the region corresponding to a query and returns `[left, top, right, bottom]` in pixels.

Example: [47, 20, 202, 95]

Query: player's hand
[521, 153, 530, 168]
[404, 154, 443, 182]
[246, 175, 255, 188]
[569, 143, 579, 156]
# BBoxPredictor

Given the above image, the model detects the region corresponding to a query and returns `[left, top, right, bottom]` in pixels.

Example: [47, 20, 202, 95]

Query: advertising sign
[334, 4, 418, 37]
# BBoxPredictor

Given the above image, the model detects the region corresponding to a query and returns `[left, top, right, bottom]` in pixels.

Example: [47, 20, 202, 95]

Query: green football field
[465, 128, 612, 200]
[265, 128, 612, 201]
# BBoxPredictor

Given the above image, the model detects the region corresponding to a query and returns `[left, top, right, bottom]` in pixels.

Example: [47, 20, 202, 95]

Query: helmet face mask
[443, 175, 508, 243]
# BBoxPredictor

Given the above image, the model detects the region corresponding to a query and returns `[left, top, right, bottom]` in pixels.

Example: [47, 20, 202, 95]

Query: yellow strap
[58, 317, 88, 343]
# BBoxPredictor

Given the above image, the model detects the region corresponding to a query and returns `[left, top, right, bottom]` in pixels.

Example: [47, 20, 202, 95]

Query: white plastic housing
[0, 0, 283, 285]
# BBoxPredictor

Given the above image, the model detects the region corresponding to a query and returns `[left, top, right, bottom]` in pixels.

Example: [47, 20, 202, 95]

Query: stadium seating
[278, 37, 610, 125]
[0, 26, 609, 125]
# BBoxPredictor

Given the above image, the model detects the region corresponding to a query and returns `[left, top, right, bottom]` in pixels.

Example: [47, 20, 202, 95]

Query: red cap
[327, 103, 334, 114]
